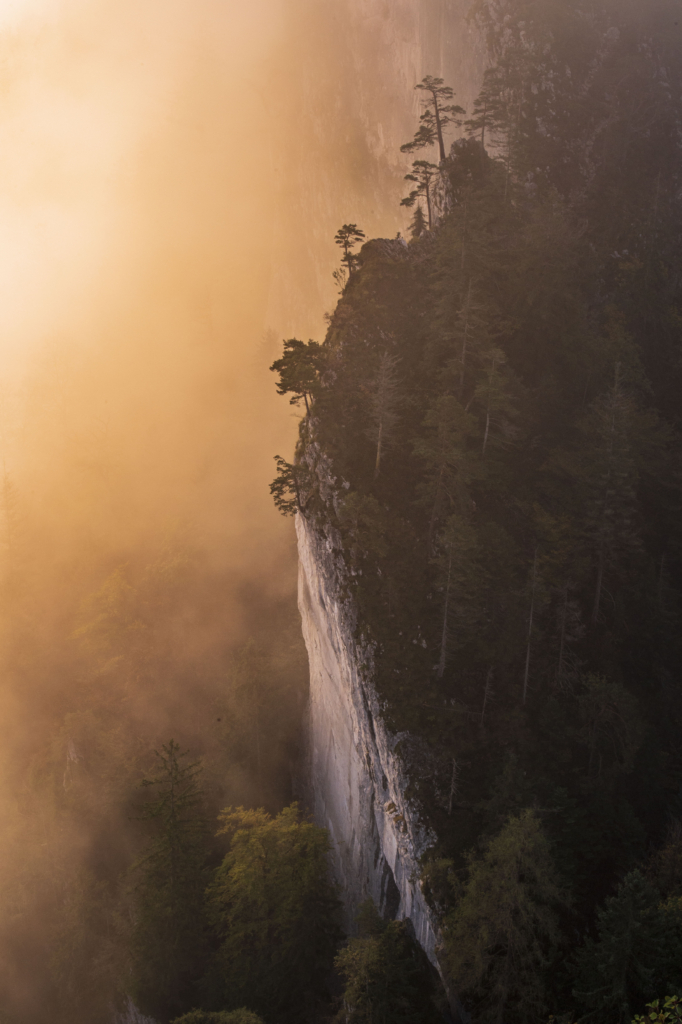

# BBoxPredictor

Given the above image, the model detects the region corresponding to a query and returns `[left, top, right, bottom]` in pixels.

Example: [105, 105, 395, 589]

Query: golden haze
[0, 0, 428, 1015]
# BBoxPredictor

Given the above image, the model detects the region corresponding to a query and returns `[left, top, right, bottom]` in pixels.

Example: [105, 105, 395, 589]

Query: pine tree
[412, 394, 476, 549]
[464, 64, 515, 158]
[432, 513, 480, 679]
[572, 871, 682, 1024]
[366, 351, 401, 480]
[129, 742, 210, 1021]
[576, 674, 643, 782]
[472, 346, 518, 456]
[269, 455, 316, 517]
[401, 160, 439, 229]
[409, 204, 427, 239]
[334, 223, 366, 276]
[335, 901, 441, 1024]
[581, 364, 643, 626]
[269, 338, 322, 415]
[401, 76, 465, 163]
[444, 809, 566, 1024]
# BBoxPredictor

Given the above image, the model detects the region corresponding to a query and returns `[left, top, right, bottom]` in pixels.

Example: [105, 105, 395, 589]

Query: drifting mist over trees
[2, 0, 682, 1021]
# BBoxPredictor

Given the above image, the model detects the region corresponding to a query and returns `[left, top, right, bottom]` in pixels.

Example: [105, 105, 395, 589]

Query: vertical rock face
[296, 513, 440, 963]
[288, 0, 487, 972]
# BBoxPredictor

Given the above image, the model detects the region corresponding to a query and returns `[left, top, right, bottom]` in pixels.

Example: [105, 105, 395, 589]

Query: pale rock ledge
[296, 511, 440, 964]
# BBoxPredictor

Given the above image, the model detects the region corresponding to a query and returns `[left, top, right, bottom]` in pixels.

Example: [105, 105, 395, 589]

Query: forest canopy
[269, 0, 682, 1019]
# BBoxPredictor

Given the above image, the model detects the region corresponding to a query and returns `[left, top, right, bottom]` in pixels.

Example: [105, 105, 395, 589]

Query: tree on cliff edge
[335, 224, 366, 274]
[401, 76, 465, 163]
[269, 337, 321, 415]
[401, 160, 439, 230]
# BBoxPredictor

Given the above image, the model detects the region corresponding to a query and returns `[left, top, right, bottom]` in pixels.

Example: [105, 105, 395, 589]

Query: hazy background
[0, 0, 483, 1017]
[0, 0, 483, 574]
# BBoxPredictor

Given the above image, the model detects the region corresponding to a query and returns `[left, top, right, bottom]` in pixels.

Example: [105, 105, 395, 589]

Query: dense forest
[269, 0, 682, 1020]
[3, 0, 682, 1021]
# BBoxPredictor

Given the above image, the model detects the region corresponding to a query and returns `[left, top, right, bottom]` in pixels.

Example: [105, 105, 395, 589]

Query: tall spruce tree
[401, 160, 439, 229]
[129, 742, 210, 1021]
[443, 810, 566, 1024]
[366, 351, 401, 480]
[572, 871, 682, 1024]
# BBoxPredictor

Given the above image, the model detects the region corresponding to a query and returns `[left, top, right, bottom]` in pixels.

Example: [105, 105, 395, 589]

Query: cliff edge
[296, 512, 440, 962]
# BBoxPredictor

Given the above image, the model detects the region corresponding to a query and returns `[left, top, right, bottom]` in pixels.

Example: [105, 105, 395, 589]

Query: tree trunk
[557, 585, 568, 684]
[523, 548, 538, 704]
[428, 465, 445, 552]
[482, 408, 491, 454]
[461, 204, 468, 271]
[481, 666, 494, 727]
[437, 548, 453, 679]
[374, 419, 384, 479]
[658, 552, 666, 609]
[482, 357, 496, 454]
[448, 758, 459, 816]
[460, 278, 472, 395]
[433, 93, 446, 162]
[591, 542, 604, 626]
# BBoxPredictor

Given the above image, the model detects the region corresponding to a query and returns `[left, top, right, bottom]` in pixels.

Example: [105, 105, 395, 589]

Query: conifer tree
[204, 804, 341, 1022]
[129, 742, 210, 1022]
[335, 900, 441, 1024]
[432, 513, 479, 678]
[400, 160, 439, 229]
[472, 347, 518, 456]
[572, 870, 682, 1024]
[464, 65, 513, 156]
[269, 338, 321, 415]
[580, 365, 642, 626]
[366, 352, 401, 480]
[576, 674, 642, 781]
[409, 204, 427, 239]
[440, 280, 501, 401]
[412, 394, 476, 549]
[401, 76, 465, 163]
[334, 223, 366, 275]
[269, 455, 315, 517]
[553, 581, 584, 688]
[444, 810, 565, 1024]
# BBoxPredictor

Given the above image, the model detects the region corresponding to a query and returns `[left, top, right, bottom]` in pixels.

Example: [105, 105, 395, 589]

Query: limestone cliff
[285, 0, 487, 978]
[297, 512, 441, 963]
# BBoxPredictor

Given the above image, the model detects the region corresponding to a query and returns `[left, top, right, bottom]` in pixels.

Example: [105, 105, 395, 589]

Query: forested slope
[272, 0, 682, 1019]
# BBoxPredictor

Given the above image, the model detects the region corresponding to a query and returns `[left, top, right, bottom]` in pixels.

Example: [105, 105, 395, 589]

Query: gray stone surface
[297, 513, 441, 963]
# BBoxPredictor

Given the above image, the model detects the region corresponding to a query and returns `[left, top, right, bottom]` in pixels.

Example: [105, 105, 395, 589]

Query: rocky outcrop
[296, 512, 441, 963]
[112, 998, 156, 1024]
